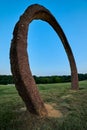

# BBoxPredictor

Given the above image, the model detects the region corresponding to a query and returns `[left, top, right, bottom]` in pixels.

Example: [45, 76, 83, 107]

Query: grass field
[0, 80, 87, 130]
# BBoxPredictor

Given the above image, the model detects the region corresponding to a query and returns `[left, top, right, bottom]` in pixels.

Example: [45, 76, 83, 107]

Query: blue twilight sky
[0, 0, 87, 76]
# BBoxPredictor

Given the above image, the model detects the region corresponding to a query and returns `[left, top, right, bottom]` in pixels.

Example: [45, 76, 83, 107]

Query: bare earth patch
[19, 103, 62, 118]
[45, 103, 63, 118]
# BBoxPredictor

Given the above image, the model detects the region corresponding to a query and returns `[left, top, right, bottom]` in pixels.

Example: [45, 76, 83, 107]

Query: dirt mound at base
[45, 103, 62, 118]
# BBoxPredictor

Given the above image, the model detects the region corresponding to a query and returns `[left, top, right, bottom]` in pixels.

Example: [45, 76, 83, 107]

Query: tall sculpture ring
[10, 4, 79, 117]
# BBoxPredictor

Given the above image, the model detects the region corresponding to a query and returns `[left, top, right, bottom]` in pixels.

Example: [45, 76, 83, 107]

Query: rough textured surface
[10, 4, 79, 116]
[45, 104, 63, 118]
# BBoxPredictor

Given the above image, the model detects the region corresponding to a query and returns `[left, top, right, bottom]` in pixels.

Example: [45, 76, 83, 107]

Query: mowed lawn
[0, 80, 87, 130]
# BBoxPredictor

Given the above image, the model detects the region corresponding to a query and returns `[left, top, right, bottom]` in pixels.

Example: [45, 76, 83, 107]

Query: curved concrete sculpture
[10, 4, 79, 116]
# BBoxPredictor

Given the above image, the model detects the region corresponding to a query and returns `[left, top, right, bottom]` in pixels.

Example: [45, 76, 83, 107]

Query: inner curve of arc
[10, 4, 79, 95]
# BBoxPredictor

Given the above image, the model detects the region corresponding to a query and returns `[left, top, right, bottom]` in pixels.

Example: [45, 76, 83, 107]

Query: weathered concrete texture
[10, 4, 79, 116]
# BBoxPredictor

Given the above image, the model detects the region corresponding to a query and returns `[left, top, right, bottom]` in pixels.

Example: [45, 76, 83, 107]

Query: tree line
[0, 75, 14, 85]
[33, 73, 87, 84]
[0, 73, 87, 85]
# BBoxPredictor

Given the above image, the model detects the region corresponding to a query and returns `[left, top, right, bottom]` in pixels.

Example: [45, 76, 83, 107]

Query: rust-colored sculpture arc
[10, 4, 79, 117]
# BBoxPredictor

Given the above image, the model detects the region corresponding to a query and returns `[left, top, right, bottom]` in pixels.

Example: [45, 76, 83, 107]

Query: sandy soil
[45, 103, 63, 118]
